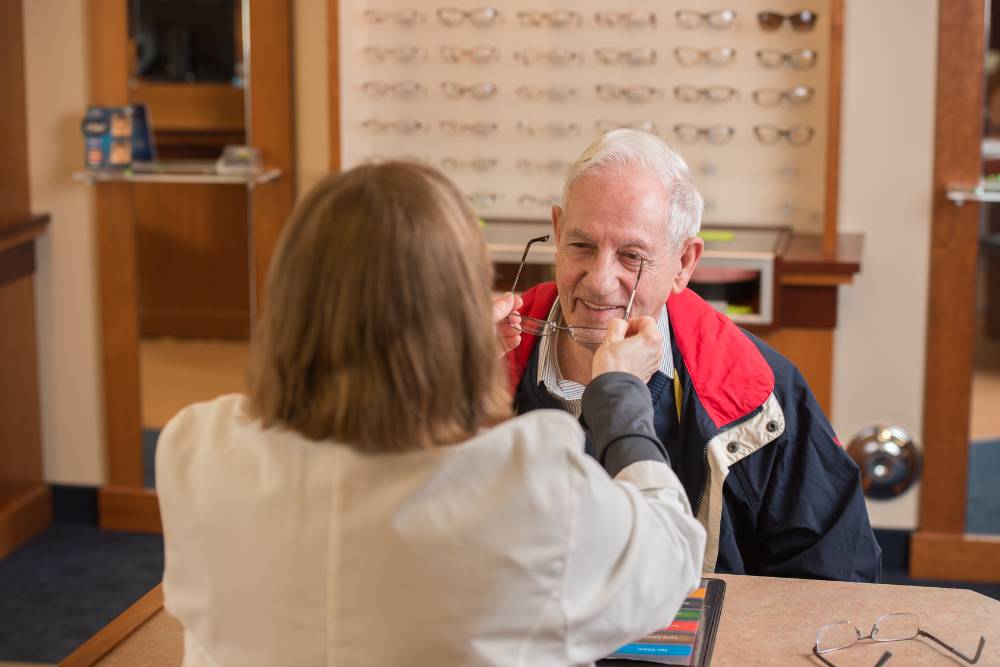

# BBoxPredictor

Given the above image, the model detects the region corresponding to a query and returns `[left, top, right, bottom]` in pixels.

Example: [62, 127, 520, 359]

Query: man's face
[551, 166, 700, 330]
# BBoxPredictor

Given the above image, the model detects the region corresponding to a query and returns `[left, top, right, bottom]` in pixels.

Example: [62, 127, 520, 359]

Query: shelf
[946, 186, 1000, 206]
[73, 166, 280, 188]
[0, 214, 49, 254]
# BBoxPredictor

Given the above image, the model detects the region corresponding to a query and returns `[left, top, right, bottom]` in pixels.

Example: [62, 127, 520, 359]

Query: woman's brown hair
[247, 162, 512, 451]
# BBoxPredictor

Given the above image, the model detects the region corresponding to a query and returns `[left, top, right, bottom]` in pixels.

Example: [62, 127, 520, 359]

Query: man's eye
[569, 243, 591, 251]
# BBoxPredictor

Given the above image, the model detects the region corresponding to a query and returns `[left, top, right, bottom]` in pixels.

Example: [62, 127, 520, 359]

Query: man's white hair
[561, 129, 704, 248]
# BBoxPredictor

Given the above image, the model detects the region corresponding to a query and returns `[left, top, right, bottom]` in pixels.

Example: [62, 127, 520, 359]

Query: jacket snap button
[726, 442, 739, 454]
[766, 420, 779, 433]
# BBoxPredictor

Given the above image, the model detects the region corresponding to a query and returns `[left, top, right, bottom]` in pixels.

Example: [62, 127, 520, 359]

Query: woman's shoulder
[476, 409, 584, 458]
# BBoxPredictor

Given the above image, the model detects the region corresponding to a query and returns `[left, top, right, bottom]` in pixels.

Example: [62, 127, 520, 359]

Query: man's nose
[580, 255, 622, 296]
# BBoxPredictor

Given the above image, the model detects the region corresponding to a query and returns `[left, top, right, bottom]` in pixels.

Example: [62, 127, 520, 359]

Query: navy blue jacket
[509, 283, 882, 582]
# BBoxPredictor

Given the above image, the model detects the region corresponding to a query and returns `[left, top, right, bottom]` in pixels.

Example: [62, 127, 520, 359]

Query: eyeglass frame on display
[673, 123, 736, 145]
[753, 124, 815, 146]
[439, 45, 500, 64]
[751, 85, 815, 106]
[436, 6, 502, 27]
[673, 46, 737, 67]
[755, 47, 818, 69]
[440, 81, 498, 100]
[516, 9, 582, 27]
[673, 85, 740, 104]
[362, 45, 427, 63]
[757, 9, 818, 32]
[594, 9, 657, 27]
[674, 8, 738, 30]
[513, 48, 585, 65]
[594, 47, 658, 66]
[812, 612, 986, 667]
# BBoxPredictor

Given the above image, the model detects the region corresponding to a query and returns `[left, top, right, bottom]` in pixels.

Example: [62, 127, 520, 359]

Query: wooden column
[0, 0, 51, 558]
[247, 0, 296, 317]
[911, 0, 1000, 581]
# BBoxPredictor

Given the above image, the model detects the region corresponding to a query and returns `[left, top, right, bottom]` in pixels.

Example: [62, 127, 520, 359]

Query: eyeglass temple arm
[918, 630, 986, 664]
[510, 235, 550, 295]
[623, 257, 645, 320]
[811, 647, 892, 667]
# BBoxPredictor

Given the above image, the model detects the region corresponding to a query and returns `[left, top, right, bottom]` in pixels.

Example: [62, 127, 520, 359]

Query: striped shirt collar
[536, 300, 674, 417]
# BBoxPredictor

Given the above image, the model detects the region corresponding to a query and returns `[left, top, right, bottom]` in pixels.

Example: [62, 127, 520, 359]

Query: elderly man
[495, 129, 882, 581]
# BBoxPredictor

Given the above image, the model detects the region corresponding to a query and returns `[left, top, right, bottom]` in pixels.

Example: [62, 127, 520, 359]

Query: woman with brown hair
[156, 161, 705, 666]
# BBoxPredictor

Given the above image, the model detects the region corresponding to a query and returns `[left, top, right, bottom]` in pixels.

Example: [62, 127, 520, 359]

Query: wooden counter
[61, 574, 997, 666]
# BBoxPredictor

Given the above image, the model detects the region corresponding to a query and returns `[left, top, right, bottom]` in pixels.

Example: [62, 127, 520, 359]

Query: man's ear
[672, 236, 704, 294]
[551, 204, 563, 243]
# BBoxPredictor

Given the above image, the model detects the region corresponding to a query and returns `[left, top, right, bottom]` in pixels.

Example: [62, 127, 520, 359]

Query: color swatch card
[601, 578, 726, 667]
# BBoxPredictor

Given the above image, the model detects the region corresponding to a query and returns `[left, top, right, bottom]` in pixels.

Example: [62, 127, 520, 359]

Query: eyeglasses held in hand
[507, 235, 645, 348]
[813, 613, 985, 666]
[757, 9, 818, 32]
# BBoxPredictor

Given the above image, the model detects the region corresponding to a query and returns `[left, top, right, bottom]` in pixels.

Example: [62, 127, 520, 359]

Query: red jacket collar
[507, 283, 774, 429]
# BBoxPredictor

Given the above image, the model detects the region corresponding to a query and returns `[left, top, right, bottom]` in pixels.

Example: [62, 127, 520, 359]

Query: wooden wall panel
[823, 0, 844, 254]
[134, 183, 249, 339]
[0, 276, 44, 486]
[0, 0, 50, 558]
[248, 0, 296, 316]
[129, 83, 244, 132]
[0, 0, 30, 229]
[917, 0, 984, 538]
[757, 328, 833, 415]
[88, 0, 144, 487]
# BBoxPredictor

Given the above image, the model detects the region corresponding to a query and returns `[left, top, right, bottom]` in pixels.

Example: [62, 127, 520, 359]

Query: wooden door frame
[910, 0, 1000, 581]
[87, 0, 294, 531]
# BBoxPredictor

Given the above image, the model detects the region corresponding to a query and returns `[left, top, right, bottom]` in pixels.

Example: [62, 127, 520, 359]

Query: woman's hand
[591, 316, 662, 383]
[492, 292, 524, 357]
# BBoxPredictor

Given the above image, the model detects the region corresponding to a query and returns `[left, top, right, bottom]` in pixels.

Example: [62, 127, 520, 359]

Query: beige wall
[24, 0, 105, 485]
[24, 1, 939, 530]
[833, 0, 937, 529]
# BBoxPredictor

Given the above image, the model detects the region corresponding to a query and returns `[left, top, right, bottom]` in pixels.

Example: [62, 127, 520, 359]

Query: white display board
[339, 0, 831, 232]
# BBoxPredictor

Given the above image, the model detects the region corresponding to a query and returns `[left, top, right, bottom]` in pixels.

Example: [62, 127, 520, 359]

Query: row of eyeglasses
[364, 8, 818, 31]
[361, 118, 815, 145]
[364, 45, 818, 69]
[361, 81, 816, 105]
[363, 45, 818, 69]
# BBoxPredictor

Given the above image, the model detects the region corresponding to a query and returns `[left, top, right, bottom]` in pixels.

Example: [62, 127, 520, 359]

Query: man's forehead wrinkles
[564, 227, 653, 251]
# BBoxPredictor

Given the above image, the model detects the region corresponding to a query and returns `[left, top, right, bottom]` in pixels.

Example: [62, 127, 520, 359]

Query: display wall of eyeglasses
[339, 0, 833, 232]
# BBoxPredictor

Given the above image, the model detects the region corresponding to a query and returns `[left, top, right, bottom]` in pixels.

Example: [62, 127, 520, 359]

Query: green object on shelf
[478, 218, 487, 229]
[699, 230, 735, 243]
[726, 304, 753, 315]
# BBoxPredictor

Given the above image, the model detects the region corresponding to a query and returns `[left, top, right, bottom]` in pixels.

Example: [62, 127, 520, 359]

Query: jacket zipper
[693, 407, 763, 516]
